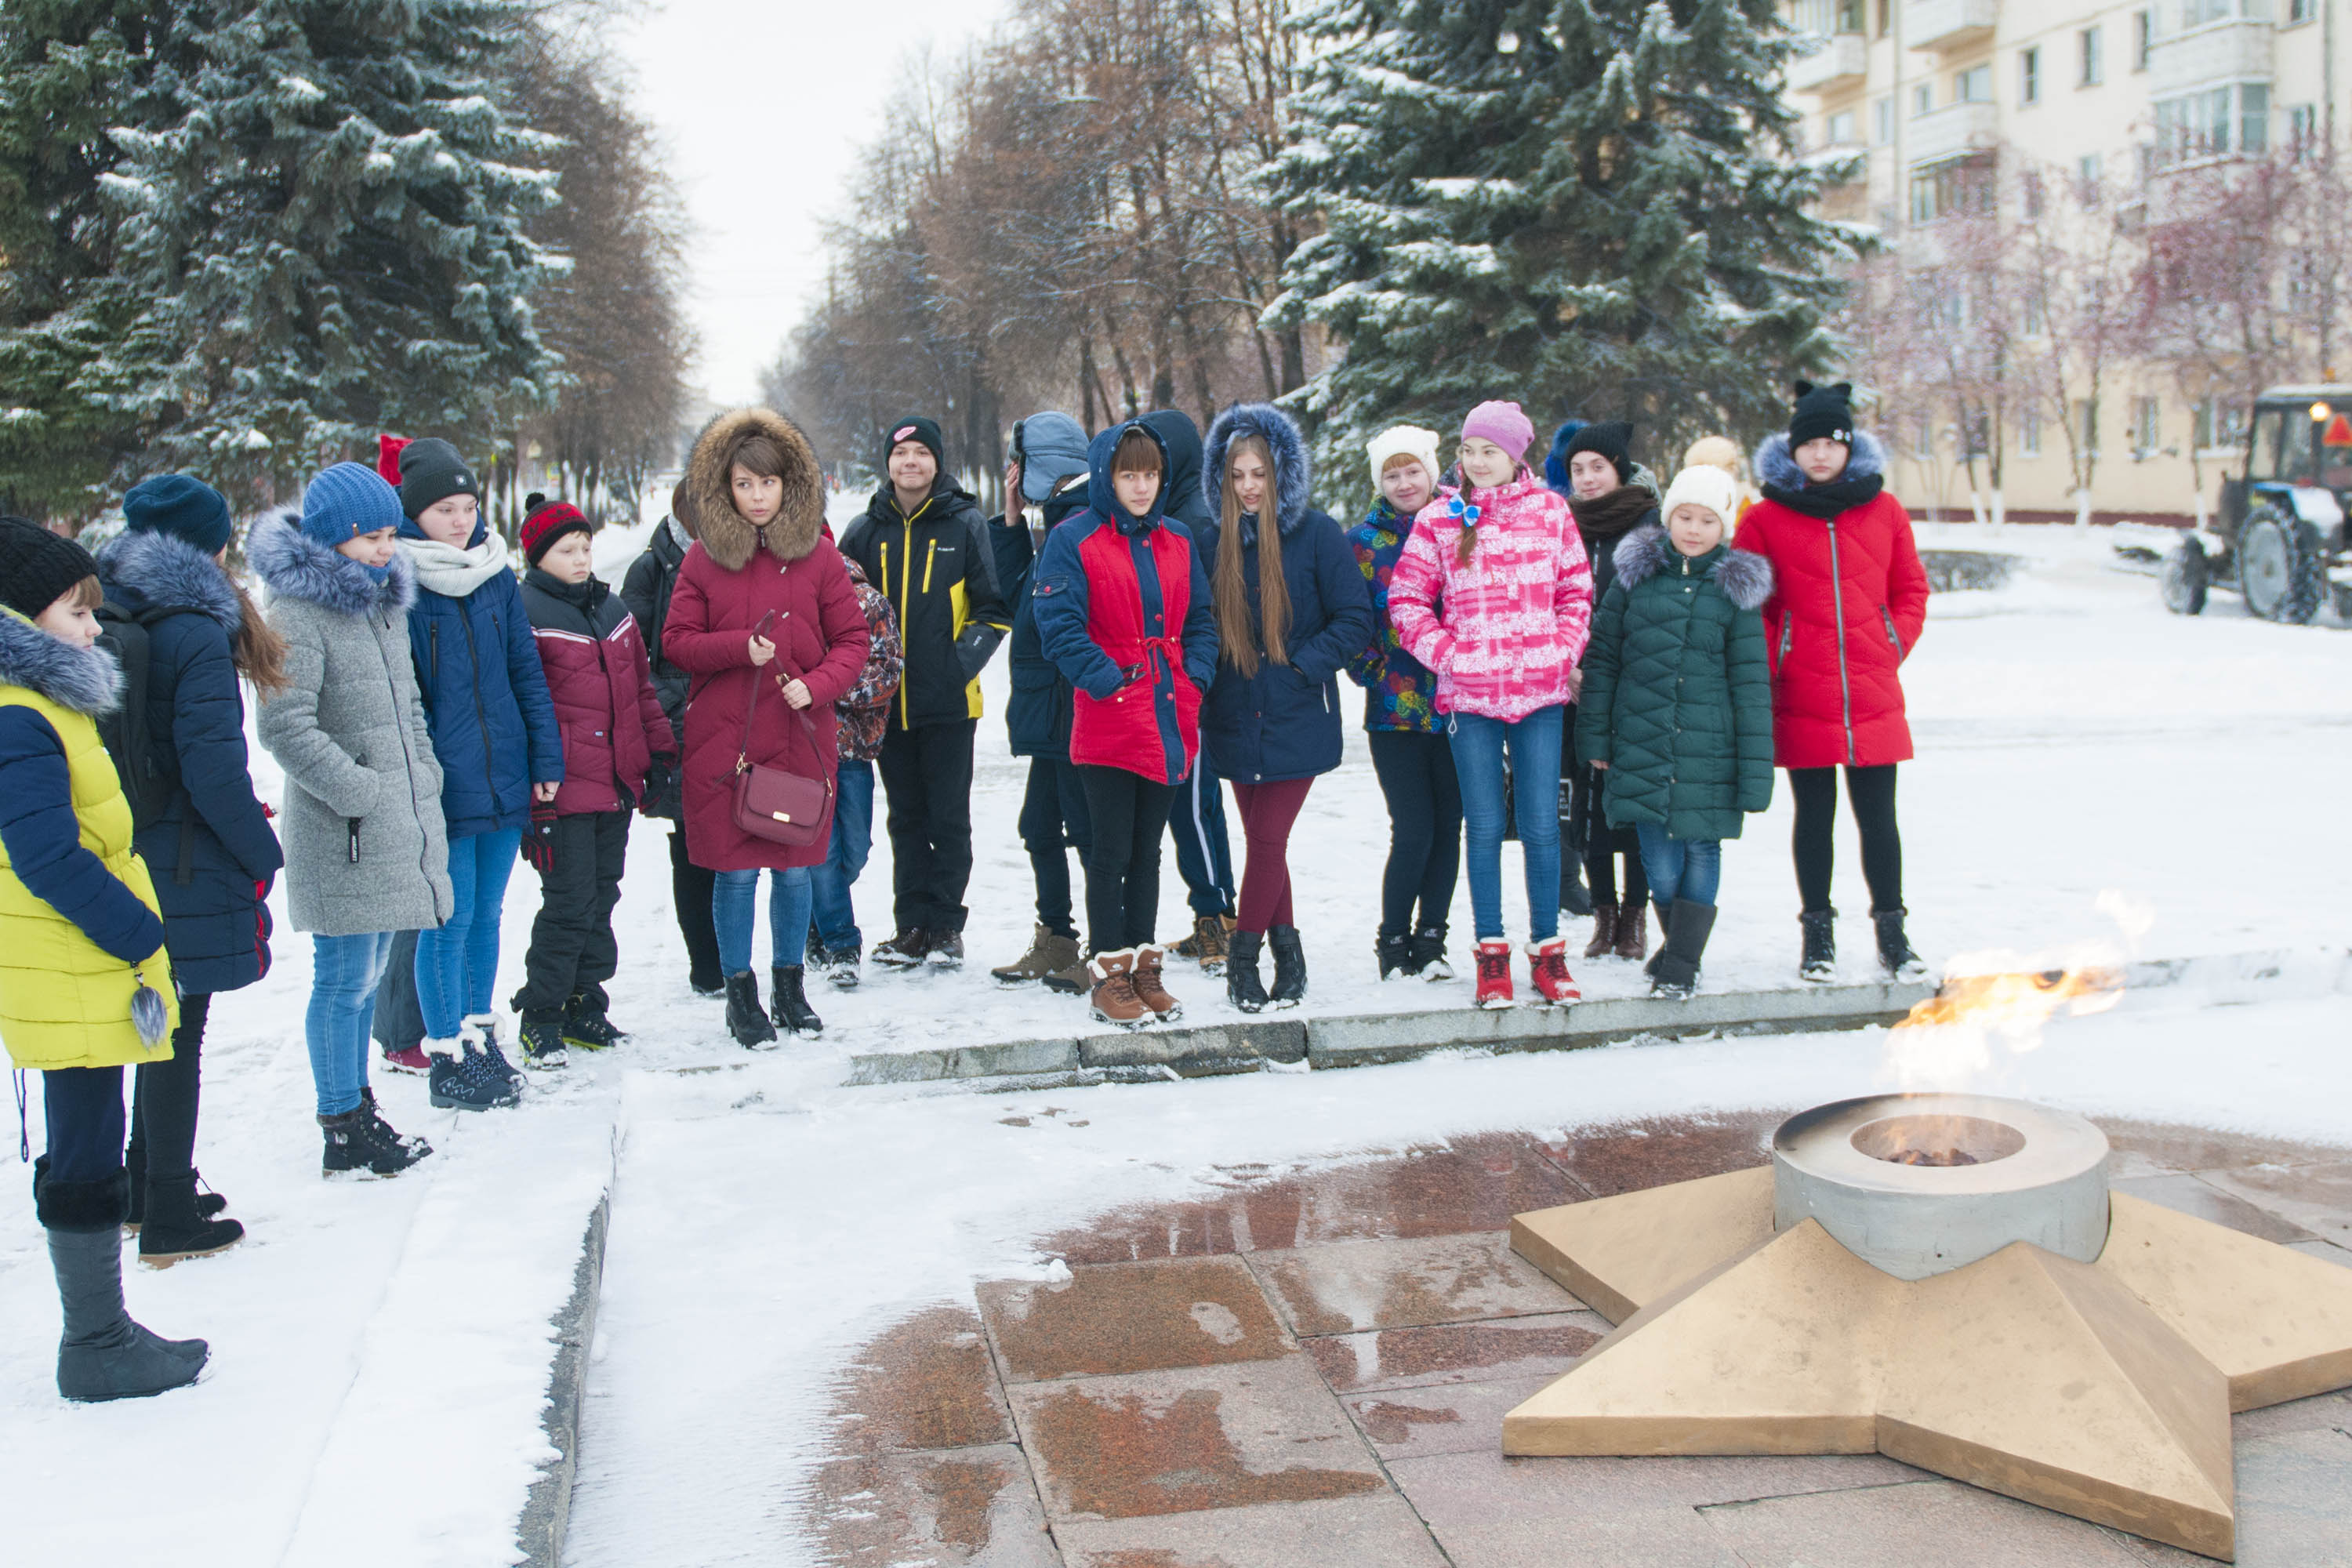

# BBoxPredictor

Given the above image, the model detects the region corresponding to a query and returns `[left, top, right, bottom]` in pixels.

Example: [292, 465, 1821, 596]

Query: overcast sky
[613, 0, 995, 405]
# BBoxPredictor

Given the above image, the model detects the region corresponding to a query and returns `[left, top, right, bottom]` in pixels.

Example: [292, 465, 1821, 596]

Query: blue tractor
[2162, 385, 2352, 624]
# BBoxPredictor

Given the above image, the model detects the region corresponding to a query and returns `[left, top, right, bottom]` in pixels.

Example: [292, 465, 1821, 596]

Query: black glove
[523, 797, 560, 873]
[639, 757, 679, 818]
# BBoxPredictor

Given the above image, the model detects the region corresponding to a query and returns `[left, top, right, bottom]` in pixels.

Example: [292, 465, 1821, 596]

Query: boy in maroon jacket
[512, 500, 677, 1065]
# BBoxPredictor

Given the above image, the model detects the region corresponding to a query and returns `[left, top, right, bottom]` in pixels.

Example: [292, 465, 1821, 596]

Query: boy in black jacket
[837, 416, 1011, 969]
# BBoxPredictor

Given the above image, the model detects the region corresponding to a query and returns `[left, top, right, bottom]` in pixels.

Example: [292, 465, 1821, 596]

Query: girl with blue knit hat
[253, 463, 453, 1178]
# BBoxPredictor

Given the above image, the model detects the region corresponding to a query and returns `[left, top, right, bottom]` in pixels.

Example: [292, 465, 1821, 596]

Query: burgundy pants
[1230, 777, 1314, 934]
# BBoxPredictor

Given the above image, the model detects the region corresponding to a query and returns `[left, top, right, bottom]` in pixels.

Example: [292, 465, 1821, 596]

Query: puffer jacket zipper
[457, 604, 498, 806]
[1824, 517, 1855, 764]
[1880, 606, 1904, 656]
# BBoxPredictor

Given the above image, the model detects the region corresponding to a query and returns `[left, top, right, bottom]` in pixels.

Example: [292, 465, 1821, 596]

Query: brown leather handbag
[730, 612, 833, 848]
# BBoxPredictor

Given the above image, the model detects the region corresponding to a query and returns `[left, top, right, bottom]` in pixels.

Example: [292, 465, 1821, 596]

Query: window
[2291, 103, 2319, 158]
[2020, 46, 2042, 103]
[1795, 0, 1832, 34]
[1828, 110, 1858, 144]
[2132, 397, 2162, 456]
[2021, 412, 2043, 456]
[2022, 170, 2045, 220]
[2248, 407, 2311, 481]
[2080, 27, 2104, 85]
[2154, 82, 2271, 162]
[2133, 9, 2154, 69]
[1956, 64, 1993, 102]
[2289, 0, 2315, 21]
[1915, 416, 1934, 460]
[2077, 152, 2103, 203]
[2183, 0, 2229, 24]
[1877, 0, 1891, 33]
[1874, 96, 1894, 143]
[2194, 397, 2248, 451]
[1909, 154, 1997, 222]
[2074, 398, 2100, 456]
[1914, 82, 1934, 117]
[1837, 0, 1865, 31]
[2242, 82, 2270, 152]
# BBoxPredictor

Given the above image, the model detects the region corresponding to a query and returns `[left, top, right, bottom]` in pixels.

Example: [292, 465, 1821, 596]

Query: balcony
[2147, 17, 2276, 95]
[1907, 0, 1998, 53]
[1906, 100, 2000, 166]
[1789, 32, 1871, 94]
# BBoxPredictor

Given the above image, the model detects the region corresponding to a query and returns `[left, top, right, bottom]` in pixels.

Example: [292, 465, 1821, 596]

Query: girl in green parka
[1575, 466, 1774, 999]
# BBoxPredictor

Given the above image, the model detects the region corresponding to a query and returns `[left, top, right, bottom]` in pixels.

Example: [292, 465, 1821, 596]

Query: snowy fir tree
[1264, 0, 1861, 506]
[2, 0, 563, 508]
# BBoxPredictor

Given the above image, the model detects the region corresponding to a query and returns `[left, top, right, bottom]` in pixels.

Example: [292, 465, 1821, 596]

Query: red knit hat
[520, 493, 593, 564]
[376, 434, 410, 485]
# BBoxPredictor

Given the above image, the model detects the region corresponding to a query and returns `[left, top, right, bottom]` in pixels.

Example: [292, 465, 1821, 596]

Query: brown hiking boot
[1129, 943, 1182, 1022]
[1184, 913, 1233, 975]
[1088, 949, 1149, 1028]
[1612, 900, 1649, 961]
[990, 924, 1083, 988]
[1582, 901, 1618, 960]
[871, 928, 931, 968]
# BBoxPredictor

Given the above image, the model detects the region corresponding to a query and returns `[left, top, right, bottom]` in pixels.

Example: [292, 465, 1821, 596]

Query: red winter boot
[1474, 940, 1515, 1010]
[1526, 937, 1581, 1006]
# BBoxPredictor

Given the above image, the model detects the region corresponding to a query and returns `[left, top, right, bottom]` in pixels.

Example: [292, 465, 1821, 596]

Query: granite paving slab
[1248, 1232, 1581, 1337]
[2111, 1173, 2321, 1244]
[1300, 1310, 1611, 1394]
[805, 1443, 1058, 1567]
[826, 1304, 1012, 1453]
[1533, 1110, 1786, 1198]
[1344, 1375, 1559, 1463]
[1052, 1492, 1447, 1567]
[978, 1256, 1290, 1384]
[2194, 1160, 2352, 1248]
[1697, 1476, 2151, 1567]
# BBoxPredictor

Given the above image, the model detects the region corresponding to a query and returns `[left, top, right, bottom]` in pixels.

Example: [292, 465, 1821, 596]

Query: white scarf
[398, 527, 513, 598]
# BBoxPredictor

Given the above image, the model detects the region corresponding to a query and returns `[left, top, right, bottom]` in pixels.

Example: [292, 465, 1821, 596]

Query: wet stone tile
[2110, 1173, 2320, 1245]
[978, 1257, 1289, 1383]
[826, 1304, 1011, 1454]
[2095, 1120, 2352, 1175]
[1033, 1134, 1579, 1265]
[1696, 1476, 2147, 1567]
[1534, 1111, 1786, 1199]
[1250, 1232, 1581, 1338]
[1301, 1311, 1610, 1395]
[2194, 1160, 2352, 1247]
[1054, 1492, 1449, 1567]
[1008, 1355, 1384, 1523]
[804, 1443, 1058, 1567]
[1345, 1375, 1558, 1463]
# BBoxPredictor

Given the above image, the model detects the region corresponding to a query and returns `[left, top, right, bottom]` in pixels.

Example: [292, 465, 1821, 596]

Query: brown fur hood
[684, 407, 827, 572]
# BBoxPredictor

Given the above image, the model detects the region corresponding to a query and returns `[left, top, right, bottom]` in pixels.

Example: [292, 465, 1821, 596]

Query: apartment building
[1785, 0, 2343, 521]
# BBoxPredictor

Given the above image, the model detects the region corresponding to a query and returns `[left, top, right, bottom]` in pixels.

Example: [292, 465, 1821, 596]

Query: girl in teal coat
[1575, 466, 1773, 999]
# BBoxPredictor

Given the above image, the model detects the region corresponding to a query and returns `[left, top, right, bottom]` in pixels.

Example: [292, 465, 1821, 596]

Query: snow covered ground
[4, 515, 2350, 1564]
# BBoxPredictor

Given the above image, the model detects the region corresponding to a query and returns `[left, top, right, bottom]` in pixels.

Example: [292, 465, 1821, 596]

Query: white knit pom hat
[1660, 465, 1740, 532]
[1366, 425, 1443, 486]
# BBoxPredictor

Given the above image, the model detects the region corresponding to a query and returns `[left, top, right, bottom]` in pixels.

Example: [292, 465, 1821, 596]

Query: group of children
[0, 377, 1929, 1403]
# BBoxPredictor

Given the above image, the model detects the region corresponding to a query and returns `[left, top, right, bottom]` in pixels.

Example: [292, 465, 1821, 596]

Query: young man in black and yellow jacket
[837, 416, 1011, 967]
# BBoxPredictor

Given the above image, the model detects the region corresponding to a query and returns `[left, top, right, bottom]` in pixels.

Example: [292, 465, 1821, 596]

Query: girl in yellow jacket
[0, 516, 205, 1402]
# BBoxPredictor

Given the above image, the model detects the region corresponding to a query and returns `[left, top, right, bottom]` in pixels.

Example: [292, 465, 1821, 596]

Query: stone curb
[515, 1189, 613, 1568]
[840, 946, 2350, 1091]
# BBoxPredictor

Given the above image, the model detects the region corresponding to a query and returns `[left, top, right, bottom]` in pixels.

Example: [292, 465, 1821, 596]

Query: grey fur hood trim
[683, 408, 826, 572]
[0, 608, 125, 715]
[1203, 401, 1313, 534]
[249, 510, 417, 618]
[1612, 525, 1775, 609]
[1754, 427, 1887, 491]
[95, 529, 243, 633]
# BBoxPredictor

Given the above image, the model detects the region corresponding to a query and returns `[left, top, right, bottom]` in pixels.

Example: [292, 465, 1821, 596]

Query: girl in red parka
[1734, 382, 1931, 984]
[664, 409, 871, 1047]
[512, 501, 677, 1066]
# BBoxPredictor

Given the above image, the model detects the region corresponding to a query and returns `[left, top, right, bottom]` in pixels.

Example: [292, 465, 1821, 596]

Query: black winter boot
[1267, 925, 1307, 1008]
[1225, 929, 1269, 1014]
[724, 971, 778, 1047]
[1798, 908, 1838, 982]
[321, 1097, 433, 1177]
[562, 994, 626, 1051]
[771, 965, 824, 1035]
[1376, 931, 1414, 980]
[1560, 854, 1594, 918]
[137, 1175, 244, 1268]
[1649, 900, 1719, 1000]
[517, 1011, 568, 1069]
[1873, 907, 1929, 983]
[1409, 926, 1453, 981]
[122, 1142, 227, 1234]
[47, 1219, 207, 1401]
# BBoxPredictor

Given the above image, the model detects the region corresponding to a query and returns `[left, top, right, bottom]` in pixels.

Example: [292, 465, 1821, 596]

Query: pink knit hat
[1460, 400, 1534, 459]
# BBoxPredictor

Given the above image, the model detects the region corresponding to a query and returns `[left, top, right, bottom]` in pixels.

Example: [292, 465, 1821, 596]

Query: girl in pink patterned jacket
[1388, 401, 1595, 1011]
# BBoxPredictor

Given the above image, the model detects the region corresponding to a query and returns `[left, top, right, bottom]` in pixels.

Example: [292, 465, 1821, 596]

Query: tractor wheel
[2159, 537, 2209, 615]
[2238, 512, 2325, 625]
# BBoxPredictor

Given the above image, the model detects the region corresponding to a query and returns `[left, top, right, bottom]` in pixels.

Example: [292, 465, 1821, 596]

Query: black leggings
[1367, 730, 1461, 936]
[1584, 839, 1648, 907]
[1790, 764, 1902, 914]
[1078, 765, 1177, 955]
[128, 991, 209, 1187]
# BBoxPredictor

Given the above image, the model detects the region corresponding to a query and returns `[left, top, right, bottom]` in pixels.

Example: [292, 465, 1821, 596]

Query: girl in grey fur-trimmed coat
[253, 464, 452, 1178]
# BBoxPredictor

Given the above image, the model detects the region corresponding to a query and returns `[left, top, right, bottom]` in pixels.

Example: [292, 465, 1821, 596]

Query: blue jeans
[810, 760, 875, 950]
[714, 866, 814, 974]
[414, 828, 521, 1039]
[1635, 822, 1722, 908]
[1167, 751, 1236, 917]
[1450, 706, 1564, 942]
[309, 931, 395, 1116]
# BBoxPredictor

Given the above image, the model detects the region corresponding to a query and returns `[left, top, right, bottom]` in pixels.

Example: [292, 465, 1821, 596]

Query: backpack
[93, 599, 199, 881]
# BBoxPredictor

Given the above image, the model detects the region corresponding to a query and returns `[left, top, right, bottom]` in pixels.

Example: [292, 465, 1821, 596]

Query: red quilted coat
[1734, 431, 1929, 769]
[662, 408, 873, 870]
[519, 568, 674, 815]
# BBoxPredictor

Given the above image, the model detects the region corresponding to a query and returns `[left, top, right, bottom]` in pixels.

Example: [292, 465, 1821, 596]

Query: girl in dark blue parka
[1196, 403, 1374, 1013]
[387, 439, 561, 1098]
[96, 475, 285, 1265]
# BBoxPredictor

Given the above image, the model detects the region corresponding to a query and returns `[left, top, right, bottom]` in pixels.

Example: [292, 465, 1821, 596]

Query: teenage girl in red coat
[1734, 383, 1930, 985]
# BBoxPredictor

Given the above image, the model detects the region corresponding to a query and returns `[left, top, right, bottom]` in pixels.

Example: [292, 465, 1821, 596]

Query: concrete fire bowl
[1772, 1093, 2111, 1280]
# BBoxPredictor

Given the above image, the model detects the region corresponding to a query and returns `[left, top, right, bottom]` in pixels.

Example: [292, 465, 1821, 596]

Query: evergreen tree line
[770, 0, 1859, 514]
[0, 0, 693, 528]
